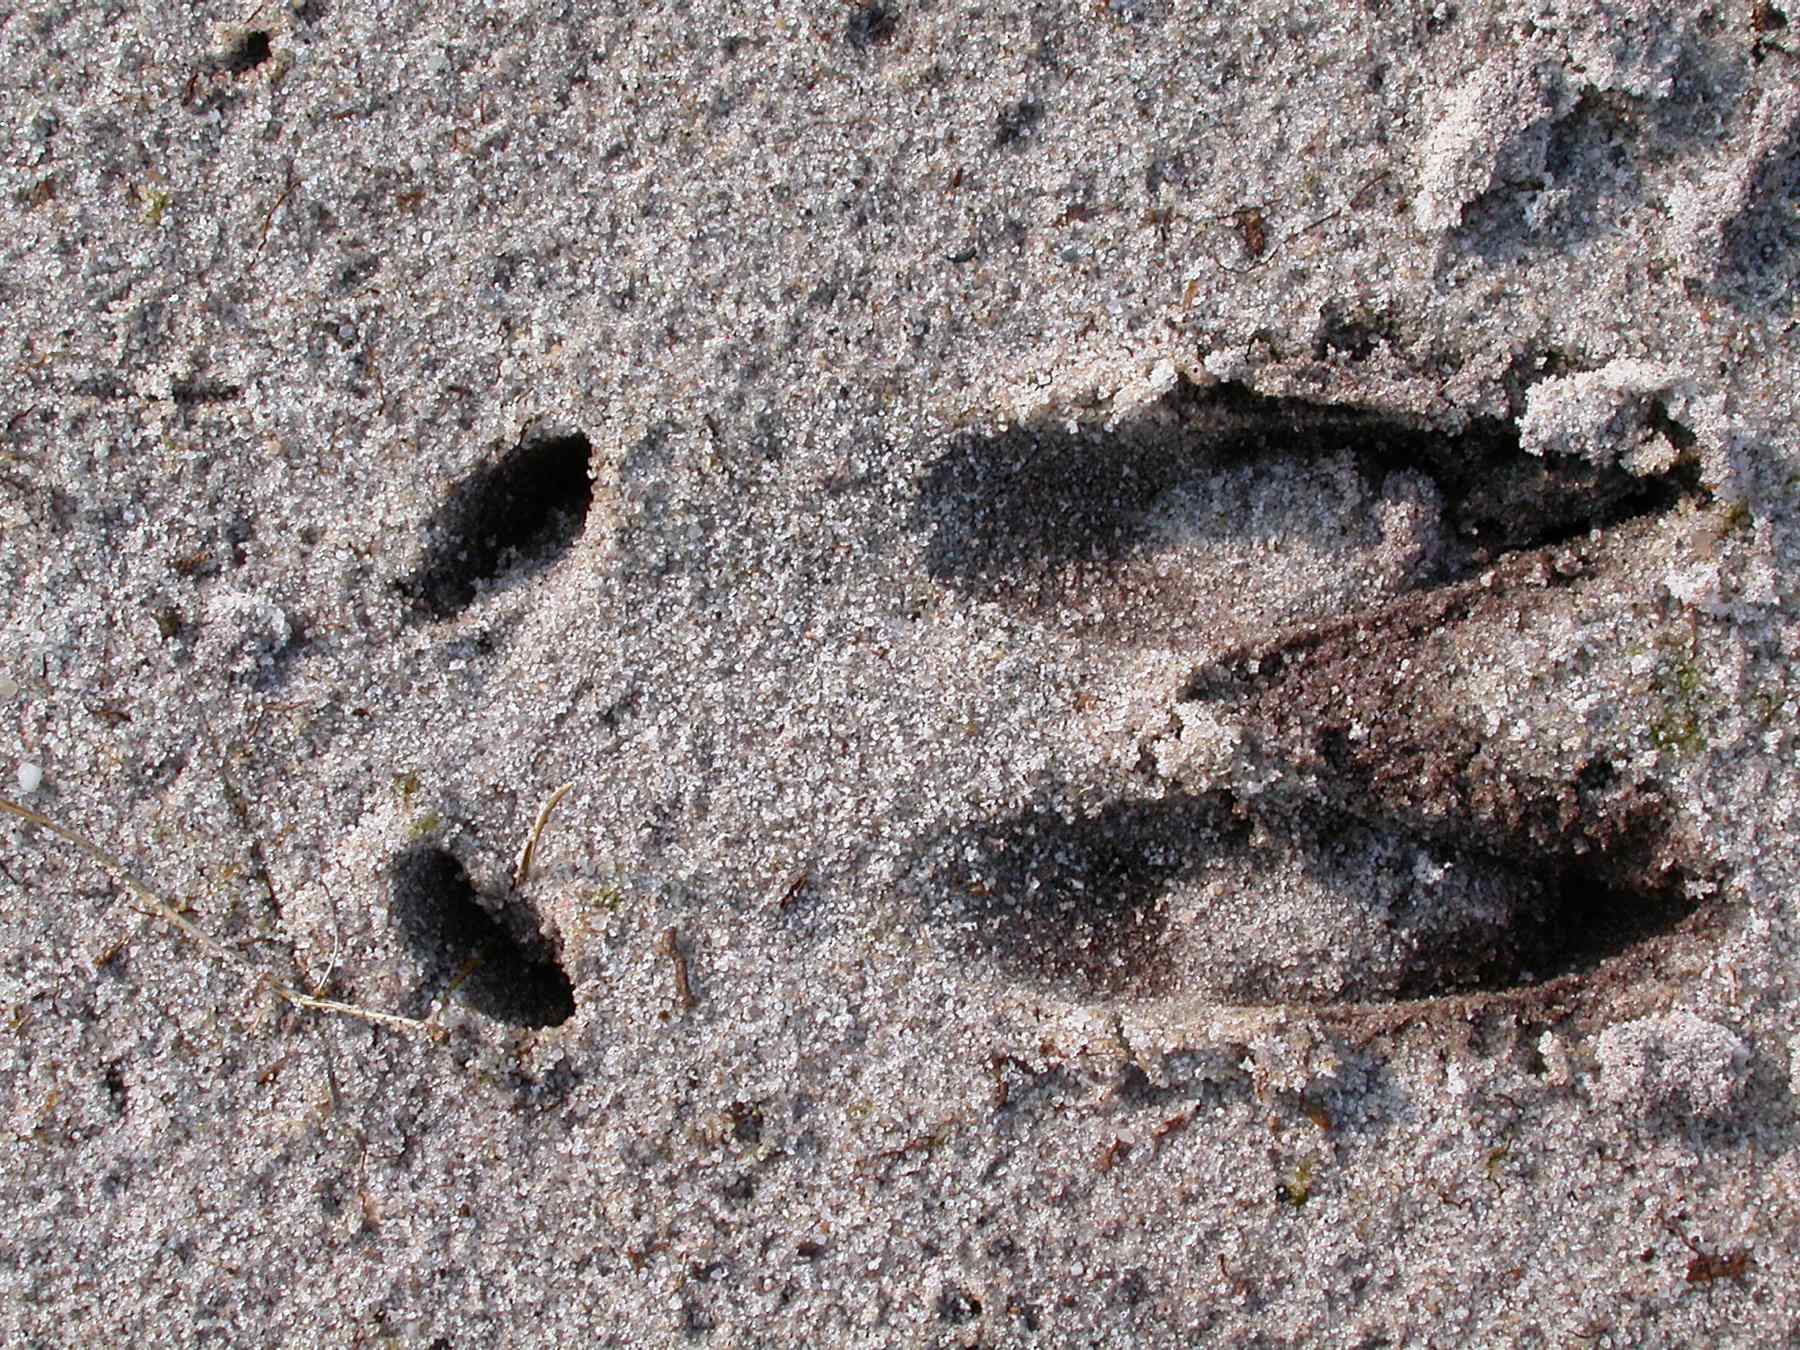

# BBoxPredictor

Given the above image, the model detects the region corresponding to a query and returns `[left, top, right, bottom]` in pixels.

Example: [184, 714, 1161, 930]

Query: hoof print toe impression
[916, 379, 1689, 640]
[406, 430, 594, 620]
[923, 791, 1699, 1007]
[388, 843, 575, 1028]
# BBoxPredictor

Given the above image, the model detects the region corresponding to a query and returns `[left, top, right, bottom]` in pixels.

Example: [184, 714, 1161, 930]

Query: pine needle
[0, 793, 439, 1038]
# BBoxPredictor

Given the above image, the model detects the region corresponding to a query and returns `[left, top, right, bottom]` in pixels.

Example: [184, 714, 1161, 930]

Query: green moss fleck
[1280, 1158, 1316, 1209]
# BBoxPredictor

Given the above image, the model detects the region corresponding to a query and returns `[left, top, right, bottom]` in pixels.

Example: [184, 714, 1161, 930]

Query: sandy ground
[3, 0, 1800, 1343]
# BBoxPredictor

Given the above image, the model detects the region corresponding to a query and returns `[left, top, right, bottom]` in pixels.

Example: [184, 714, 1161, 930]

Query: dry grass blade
[0, 793, 438, 1037]
[512, 780, 574, 893]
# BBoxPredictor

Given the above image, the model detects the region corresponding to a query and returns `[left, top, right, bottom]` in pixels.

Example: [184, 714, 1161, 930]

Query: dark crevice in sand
[387, 842, 575, 1028]
[404, 429, 594, 620]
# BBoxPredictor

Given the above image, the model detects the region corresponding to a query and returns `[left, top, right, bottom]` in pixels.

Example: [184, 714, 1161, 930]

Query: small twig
[1, 794, 231, 960]
[294, 889, 345, 997]
[1200, 169, 1393, 274]
[279, 986, 436, 1035]
[1151, 1109, 1196, 1151]
[0, 794, 438, 1037]
[767, 866, 808, 912]
[249, 162, 296, 267]
[656, 926, 696, 1012]
[511, 781, 574, 893]
[1287, 168, 1392, 244]
[1664, 1214, 1755, 1287]
[854, 1122, 957, 1177]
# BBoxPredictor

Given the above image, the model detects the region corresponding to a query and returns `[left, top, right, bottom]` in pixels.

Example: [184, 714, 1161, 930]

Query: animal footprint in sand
[911, 377, 1713, 1006]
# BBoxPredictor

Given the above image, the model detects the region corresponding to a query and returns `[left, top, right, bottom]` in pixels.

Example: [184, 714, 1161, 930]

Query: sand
[3, 0, 1799, 1342]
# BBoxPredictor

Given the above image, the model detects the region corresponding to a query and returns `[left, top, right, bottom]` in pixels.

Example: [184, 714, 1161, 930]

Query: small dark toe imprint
[404, 430, 594, 620]
[912, 375, 1711, 1008]
[387, 843, 575, 1027]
